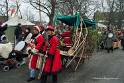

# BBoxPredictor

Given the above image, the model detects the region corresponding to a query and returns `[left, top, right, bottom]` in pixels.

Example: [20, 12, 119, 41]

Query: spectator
[0, 24, 8, 43]
[41, 25, 62, 83]
[120, 29, 124, 50]
[104, 28, 115, 53]
[14, 23, 22, 43]
[23, 27, 32, 44]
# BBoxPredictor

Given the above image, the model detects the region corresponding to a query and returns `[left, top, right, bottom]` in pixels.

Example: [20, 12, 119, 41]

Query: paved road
[1, 49, 124, 83]
[60, 49, 124, 83]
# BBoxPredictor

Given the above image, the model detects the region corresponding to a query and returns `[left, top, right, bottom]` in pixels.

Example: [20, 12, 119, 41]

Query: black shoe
[27, 77, 35, 82]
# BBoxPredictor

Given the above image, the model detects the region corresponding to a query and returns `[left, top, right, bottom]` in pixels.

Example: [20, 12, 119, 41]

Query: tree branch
[29, 0, 51, 15]
[29, 0, 50, 16]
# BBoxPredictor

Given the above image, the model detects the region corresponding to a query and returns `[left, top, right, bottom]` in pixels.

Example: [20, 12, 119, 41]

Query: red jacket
[43, 35, 62, 73]
[61, 31, 72, 46]
[29, 34, 44, 69]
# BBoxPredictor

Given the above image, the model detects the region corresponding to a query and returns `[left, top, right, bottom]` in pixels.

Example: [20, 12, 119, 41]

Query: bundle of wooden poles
[66, 17, 89, 71]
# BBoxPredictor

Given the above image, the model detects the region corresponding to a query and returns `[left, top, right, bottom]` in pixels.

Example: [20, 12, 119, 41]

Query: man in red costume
[41, 25, 62, 83]
[27, 26, 45, 82]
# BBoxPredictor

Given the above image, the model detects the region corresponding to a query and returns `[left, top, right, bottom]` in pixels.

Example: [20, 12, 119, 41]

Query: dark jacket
[104, 31, 115, 48]
[14, 25, 22, 40]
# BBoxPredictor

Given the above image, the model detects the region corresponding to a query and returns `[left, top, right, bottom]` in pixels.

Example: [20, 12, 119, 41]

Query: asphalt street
[1, 49, 124, 83]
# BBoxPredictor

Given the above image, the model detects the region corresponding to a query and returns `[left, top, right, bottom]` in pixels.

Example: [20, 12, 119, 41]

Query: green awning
[54, 13, 96, 29]
[54, 12, 80, 28]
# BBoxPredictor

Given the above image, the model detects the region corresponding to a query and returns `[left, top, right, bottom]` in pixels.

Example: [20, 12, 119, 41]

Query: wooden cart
[54, 13, 96, 71]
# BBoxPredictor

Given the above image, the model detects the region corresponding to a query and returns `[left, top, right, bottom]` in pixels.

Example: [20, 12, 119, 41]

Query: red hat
[33, 25, 41, 32]
[47, 25, 54, 31]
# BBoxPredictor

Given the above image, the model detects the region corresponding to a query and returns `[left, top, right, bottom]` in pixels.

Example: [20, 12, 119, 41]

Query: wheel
[2, 65, 10, 72]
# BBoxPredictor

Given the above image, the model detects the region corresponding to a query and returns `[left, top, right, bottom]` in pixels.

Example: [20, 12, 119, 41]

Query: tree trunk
[48, 0, 56, 25]
[5, 0, 8, 20]
[48, 14, 54, 25]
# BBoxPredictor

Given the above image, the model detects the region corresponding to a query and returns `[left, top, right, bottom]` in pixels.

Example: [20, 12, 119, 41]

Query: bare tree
[0, 0, 9, 20]
[26, 0, 57, 25]
[106, 0, 116, 27]
[5, 0, 9, 20]
[0, 0, 22, 19]
[56, 0, 90, 15]
[56, 0, 100, 18]
[24, 6, 35, 22]
[0, 4, 6, 16]
[14, 0, 22, 18]
[106, 0, 124, 28]
[27, 0, 94, 24]
[24, 0, 101, 24]
[115, 0, 124, 28]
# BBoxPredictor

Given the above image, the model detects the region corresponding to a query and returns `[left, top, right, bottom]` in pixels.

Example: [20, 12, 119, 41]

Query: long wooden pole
[74, 18, 88, 71]
[66, 17, 83, 67]
[74, 36, 87, 71]
[66, 36, 86, 68]
[66, 17, 88, 69]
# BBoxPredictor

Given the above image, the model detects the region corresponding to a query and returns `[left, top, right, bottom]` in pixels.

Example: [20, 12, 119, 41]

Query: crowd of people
[2, 22, 124, 83]
[0, 23, 74, 83]
[14, 24, 62, 83]
[98, 27, 124, 53]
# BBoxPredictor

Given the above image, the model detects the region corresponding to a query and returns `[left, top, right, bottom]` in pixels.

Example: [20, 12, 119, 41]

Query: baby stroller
[0, 41, 28, 71]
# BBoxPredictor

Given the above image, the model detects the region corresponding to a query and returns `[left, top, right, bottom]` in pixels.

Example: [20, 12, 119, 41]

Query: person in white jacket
[21, 27, 32, 65]
[23, 27, 32, 44]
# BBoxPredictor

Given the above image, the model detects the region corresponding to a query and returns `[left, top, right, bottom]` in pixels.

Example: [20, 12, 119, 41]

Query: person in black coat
[0, 24, 8, 32]
[14, 23, 22, 43]
[0, 24, 8, 43]
[120, 30, 124, 50]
